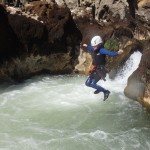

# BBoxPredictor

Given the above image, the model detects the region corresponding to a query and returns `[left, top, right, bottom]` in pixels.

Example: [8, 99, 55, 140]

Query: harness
[88, 65, 106, 81]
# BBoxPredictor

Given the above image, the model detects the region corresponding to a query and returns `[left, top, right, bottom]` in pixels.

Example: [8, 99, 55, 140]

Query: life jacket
[93, 49, 106, 66]
[88, 48, 107, 80]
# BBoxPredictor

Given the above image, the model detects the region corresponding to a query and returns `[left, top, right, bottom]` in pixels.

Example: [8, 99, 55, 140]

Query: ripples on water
[0, 52, 150, 150]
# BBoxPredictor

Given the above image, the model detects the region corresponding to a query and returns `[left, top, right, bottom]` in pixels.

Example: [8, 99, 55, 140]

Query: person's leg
[85, 76, 106, 92]
[85, 76, 110, 101]
[93, 69, 110, 101]
[91, 78, 106, 92]
[85, 77, 93, 87]
[92, 79, 110, 101]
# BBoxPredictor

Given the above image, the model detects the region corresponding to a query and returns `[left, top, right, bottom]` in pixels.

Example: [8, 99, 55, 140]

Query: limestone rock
[124, 40, 150, 110]
[0, 3, 82, 81]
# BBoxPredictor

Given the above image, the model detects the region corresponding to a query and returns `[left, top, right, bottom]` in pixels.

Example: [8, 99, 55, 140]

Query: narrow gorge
[0, 0, 150, 108]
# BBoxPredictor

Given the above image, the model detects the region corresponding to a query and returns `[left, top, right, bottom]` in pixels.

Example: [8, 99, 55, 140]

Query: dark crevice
[98, 5, 109, 20]
[92, 3, 95, 19]
[127, 0, 138, 19]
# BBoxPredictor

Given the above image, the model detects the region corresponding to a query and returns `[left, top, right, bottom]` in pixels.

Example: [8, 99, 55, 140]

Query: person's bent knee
[85, 80, 90, 87]
[91, 81, 96, 88]
[85, 78, 91, 87]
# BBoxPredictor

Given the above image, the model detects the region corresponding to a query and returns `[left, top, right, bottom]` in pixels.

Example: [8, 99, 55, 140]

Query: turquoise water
[0, 52, 150, 150]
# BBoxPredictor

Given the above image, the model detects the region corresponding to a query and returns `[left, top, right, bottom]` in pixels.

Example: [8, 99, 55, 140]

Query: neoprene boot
[103, 90, 110, 101]
[94, 89, 101, 94]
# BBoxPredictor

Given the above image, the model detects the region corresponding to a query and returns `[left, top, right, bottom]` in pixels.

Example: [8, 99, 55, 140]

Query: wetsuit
[85, 46, 118, 93]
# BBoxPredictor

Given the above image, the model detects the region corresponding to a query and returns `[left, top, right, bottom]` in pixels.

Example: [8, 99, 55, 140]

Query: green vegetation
[104, 39, 119, 52]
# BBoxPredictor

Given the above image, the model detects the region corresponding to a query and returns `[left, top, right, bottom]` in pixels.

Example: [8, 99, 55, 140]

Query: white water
[0, 51, 150, 150]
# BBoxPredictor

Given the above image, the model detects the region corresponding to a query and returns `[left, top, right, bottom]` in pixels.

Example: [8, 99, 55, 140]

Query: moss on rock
[104, 39, 119, 52]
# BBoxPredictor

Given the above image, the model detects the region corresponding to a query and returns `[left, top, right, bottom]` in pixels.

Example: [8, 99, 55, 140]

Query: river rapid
[0, 52, 150, 150]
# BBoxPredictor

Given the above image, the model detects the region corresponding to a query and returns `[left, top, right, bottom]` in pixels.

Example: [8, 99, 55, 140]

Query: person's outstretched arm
[100, 48, 124, 56]
[82, 44, 94, 53]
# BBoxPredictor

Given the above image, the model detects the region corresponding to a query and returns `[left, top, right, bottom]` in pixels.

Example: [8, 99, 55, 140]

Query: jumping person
[82, 36, 124, 101]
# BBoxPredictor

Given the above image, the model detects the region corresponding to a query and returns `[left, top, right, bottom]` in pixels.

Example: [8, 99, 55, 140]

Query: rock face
[0, 2, 82, 81]
[8, 1, 82, 54]
[124, 41, 150, 110]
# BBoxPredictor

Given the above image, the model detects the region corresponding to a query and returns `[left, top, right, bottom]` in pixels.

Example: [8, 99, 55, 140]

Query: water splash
[115, 51, 142, 82]
[99, 51, 142, 93]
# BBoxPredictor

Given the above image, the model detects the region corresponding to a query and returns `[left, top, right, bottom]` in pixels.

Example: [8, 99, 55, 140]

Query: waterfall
[115, 51, 142, 83]
[99, 51, 142, 94]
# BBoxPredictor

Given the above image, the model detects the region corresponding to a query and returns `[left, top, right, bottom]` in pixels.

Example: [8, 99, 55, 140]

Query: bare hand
[118, 49, 124, 55]
[82, 44, 88, 47]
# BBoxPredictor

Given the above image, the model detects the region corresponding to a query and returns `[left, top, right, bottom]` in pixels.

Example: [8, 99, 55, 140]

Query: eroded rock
[0, 3, 82, 81]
